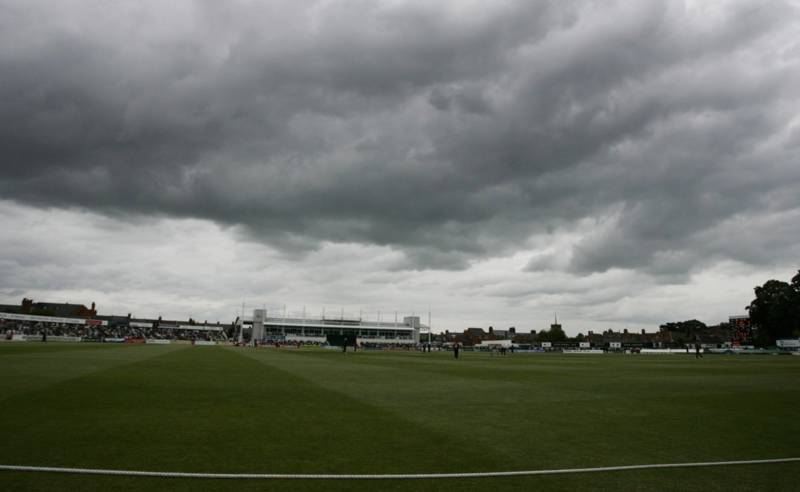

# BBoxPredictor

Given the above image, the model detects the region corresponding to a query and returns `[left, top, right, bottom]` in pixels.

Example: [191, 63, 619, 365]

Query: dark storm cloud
[1, 0, 798, 275]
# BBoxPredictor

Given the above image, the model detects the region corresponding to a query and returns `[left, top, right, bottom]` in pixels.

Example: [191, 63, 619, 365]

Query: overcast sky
[1, 0, 798, 334]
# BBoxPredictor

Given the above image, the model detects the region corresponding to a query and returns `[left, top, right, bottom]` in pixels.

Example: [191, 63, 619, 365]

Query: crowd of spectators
[1, 320, 227, 342]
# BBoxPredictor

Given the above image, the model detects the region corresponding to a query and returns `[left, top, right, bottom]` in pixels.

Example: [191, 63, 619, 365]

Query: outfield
[0, 344, 798, 491]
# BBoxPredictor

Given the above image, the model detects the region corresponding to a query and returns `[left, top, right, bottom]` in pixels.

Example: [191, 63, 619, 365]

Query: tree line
[748, 269, 800, 345]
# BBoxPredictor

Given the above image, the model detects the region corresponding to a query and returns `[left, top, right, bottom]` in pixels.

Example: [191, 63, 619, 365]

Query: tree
[537, 324, 567, 343]
[659, 319, 707, 335]
[551, 324, 567, 342]
[747, 271, 800, 345]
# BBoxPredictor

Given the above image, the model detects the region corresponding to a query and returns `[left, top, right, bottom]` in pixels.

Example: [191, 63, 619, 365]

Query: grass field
[0, 343, 798, 491]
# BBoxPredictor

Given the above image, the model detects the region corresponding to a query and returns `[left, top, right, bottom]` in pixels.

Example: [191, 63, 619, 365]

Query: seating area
[1, 320, 228, 342]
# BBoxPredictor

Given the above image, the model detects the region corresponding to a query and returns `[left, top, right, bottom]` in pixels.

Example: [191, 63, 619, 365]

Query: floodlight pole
[428, 309, 431, 345]
[238, 301, 245, 345]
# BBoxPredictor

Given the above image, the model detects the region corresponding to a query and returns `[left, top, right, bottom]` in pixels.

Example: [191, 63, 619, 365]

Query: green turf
[0, 343, 798, 491]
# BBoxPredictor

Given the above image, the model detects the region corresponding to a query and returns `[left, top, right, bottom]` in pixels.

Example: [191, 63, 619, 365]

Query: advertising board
[1, 312, 87, 325]
[145, 339, 171, 344]
[48, 336, 82, 342]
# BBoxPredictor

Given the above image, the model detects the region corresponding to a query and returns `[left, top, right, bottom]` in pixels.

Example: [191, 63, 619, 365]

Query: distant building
[0, 304, 21, 314]
[462, 327, 487, 345]
[0, 298, 98, 318]
[492, 327, 515, 339]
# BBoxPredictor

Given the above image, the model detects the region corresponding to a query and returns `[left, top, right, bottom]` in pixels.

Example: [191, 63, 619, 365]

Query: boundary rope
[1, 457, 799, 480]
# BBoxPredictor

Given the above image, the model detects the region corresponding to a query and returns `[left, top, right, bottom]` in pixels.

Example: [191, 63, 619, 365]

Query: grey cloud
[1, 289, 26, 297]
[1, 0, 798, 277]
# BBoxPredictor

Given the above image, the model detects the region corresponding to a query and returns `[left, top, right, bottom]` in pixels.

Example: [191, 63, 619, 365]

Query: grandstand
[0, 311, 228, 343]
[0, 298, 432, 346]
[124, 319, 229, 342]
[0, 312, 108, 342]
[241, 309, 426, 346]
